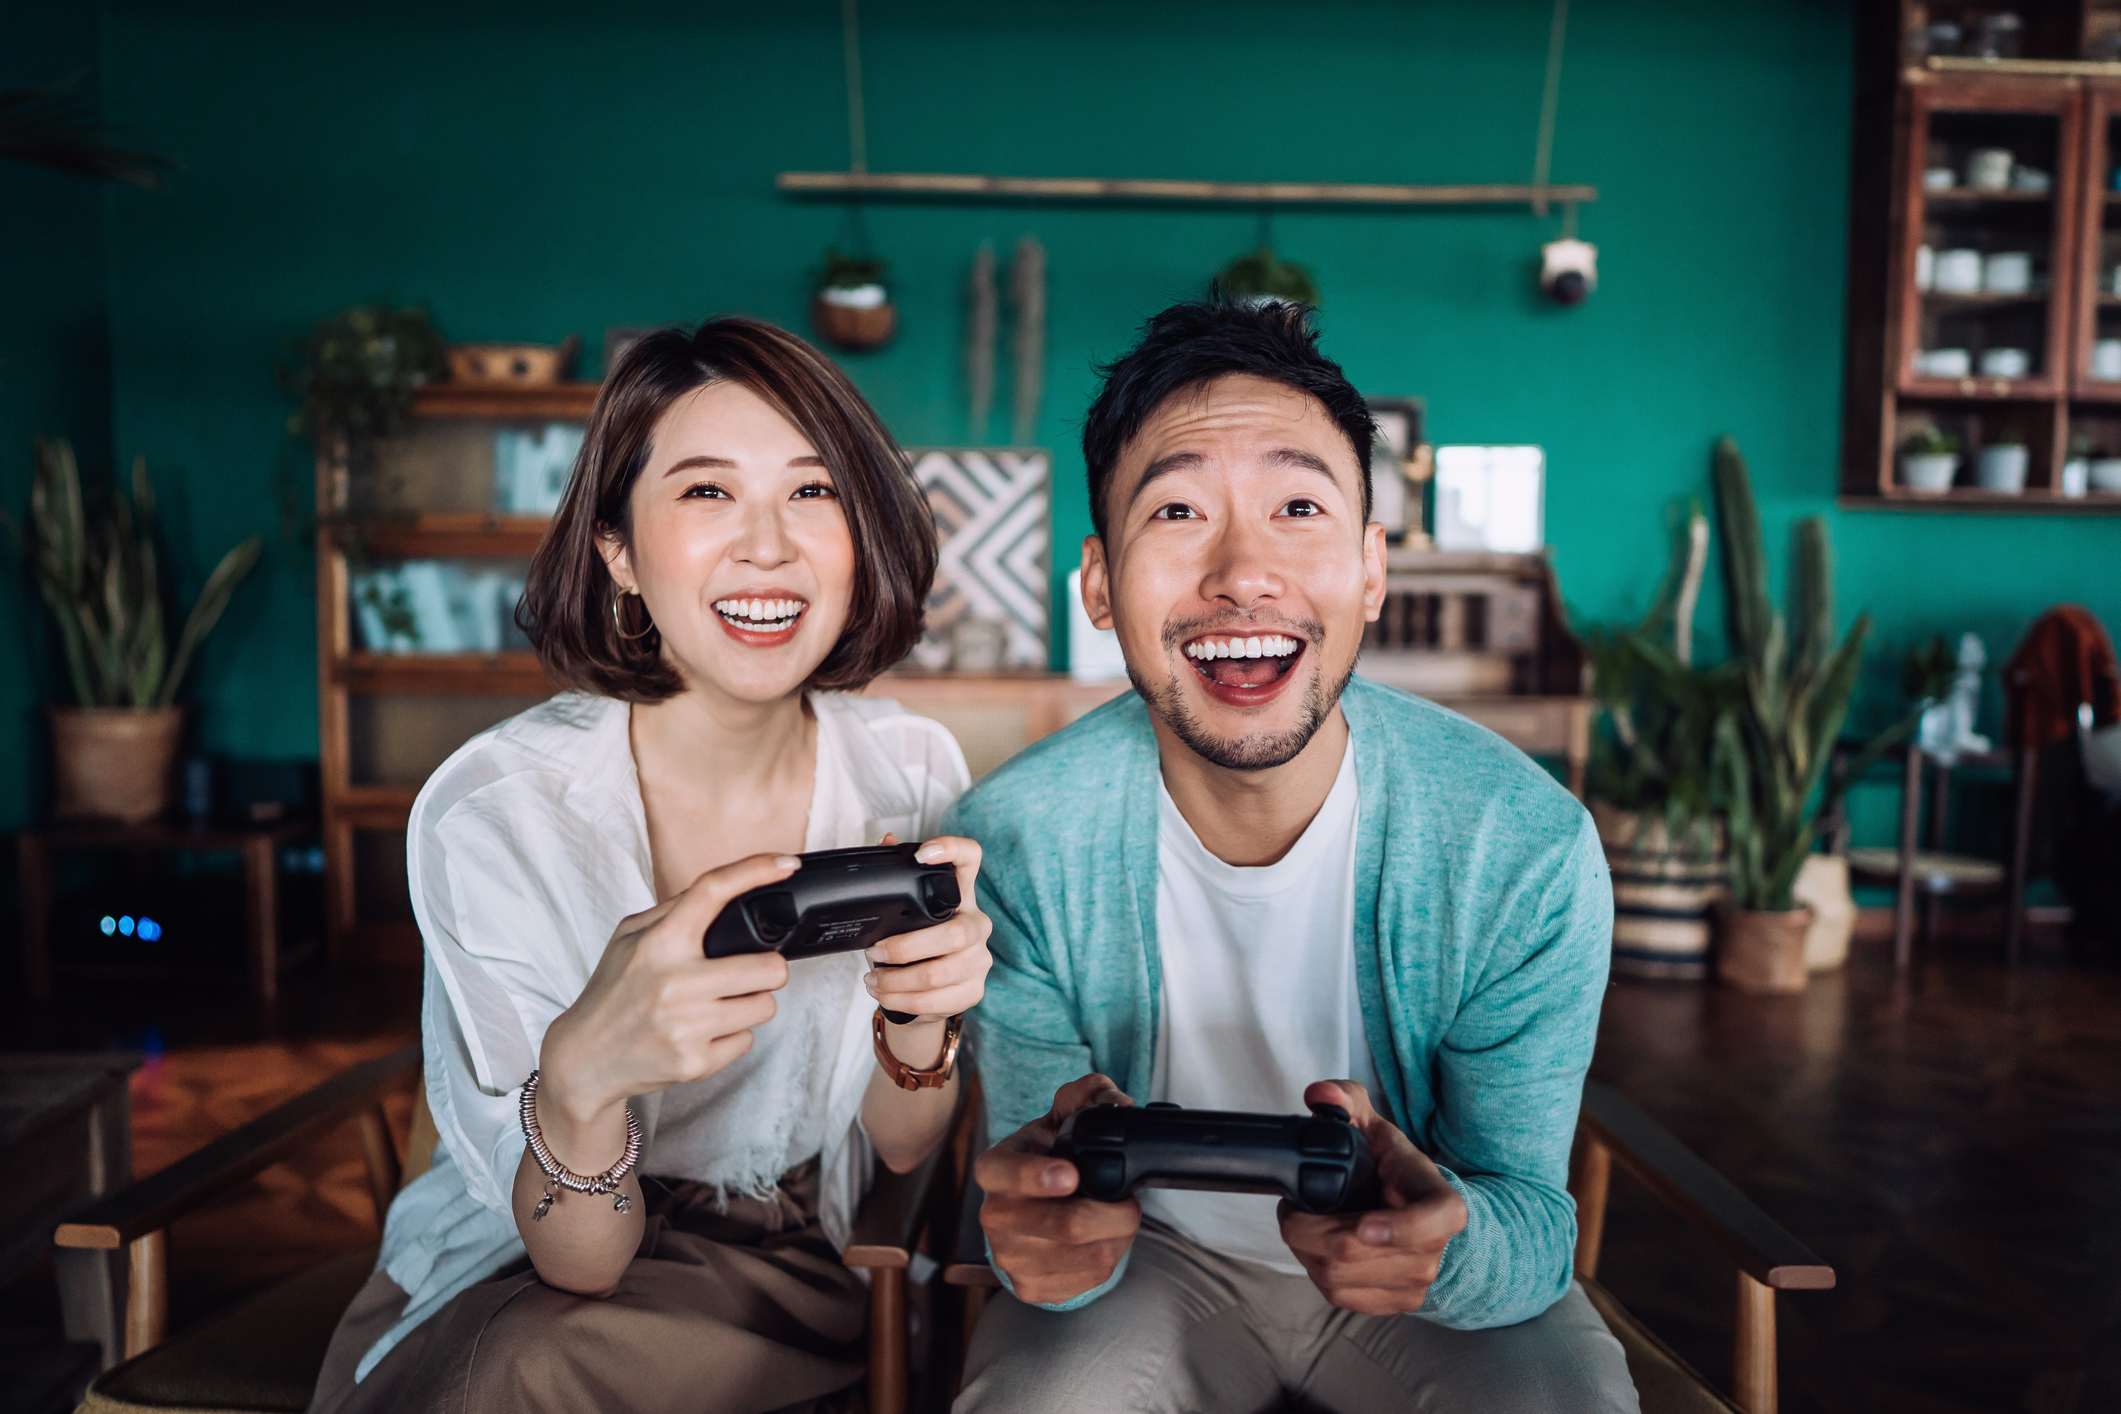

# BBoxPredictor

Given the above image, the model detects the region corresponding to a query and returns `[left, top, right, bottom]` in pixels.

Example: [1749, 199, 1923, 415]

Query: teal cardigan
[944, 675, 1612, 1330]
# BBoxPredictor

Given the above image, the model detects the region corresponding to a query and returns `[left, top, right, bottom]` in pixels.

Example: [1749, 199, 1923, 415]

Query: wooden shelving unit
[314, 384, 596, 962]
[1842, 1, 2121, 512]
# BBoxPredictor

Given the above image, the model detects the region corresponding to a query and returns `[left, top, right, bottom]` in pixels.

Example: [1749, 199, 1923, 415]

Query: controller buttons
[1297, 1121, 1353, 1158]
[746, 893, 799, 944]
[1308, 1102, 1352, 1124]
[1078, 1154, 1127, 1199]
[1297, 1163, 1346, 1211]
[920, 872, 962, 916]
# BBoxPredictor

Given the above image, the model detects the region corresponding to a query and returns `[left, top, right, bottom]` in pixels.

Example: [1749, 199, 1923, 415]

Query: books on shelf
[352, 562, 529, 655]
[494, 423, 585, 515]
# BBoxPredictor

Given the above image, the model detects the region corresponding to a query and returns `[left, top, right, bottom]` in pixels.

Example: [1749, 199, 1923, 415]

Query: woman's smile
[713, 594, 810, 647]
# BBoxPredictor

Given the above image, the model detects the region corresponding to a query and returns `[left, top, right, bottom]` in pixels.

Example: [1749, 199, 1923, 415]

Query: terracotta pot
[1793, 854, 1857, 972]
[810, 297, 897, 352]
[48, 706, 185, 824]
[1715, 906, 1814, 994]
[1592, 801, 1726, 981]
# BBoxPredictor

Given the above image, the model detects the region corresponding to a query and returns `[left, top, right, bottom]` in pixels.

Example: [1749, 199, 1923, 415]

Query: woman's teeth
[714, 598, 806, 629]
[1183, 634, 1301, 661]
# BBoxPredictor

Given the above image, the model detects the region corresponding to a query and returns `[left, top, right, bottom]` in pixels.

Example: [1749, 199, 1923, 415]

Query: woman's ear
[597, 525, 637, 595]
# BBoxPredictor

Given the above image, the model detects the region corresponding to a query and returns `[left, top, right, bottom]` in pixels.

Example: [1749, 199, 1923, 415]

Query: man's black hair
[1081, 294, 1373, 541]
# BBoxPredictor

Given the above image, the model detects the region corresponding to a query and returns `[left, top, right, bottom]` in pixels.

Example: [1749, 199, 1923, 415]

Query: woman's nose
[733, 503, 796, 568]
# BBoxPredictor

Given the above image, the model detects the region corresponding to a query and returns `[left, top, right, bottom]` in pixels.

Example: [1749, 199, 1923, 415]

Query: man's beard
[1128, 613, 1356, 772]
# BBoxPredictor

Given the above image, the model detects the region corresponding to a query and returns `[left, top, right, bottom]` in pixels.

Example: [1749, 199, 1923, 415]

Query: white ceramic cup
[1933, 248, 1983, 294]
[1901, 454, 1959, 493]
[2012, 166, 2053, 192]
[2092, 458, 2121, 492]
[1976, 444, 2029, 492]
[1967, 148, 2015, 190]
[1924, 167, 1957, 191]
[2061, 459, 2090, 497]
[1982, 251, 2032, 294]
[1979, 347, 2030, 378]
[2094, 340, 2121, 381]
[1916, 245, 1936, 291]
[1917, 348, 1971, 378]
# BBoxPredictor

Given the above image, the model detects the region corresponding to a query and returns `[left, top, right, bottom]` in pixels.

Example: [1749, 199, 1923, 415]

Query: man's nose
[1197, 515, 1281, 608]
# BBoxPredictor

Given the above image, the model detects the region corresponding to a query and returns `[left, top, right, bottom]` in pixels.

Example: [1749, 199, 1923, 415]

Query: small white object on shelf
[1915, 244, 1935, 290]
[2093, 340, 2121, 381]
[494, 422, 584, 515]
[1932, 248, 1982, 293]
[1432, 446, 1543, 553]
[1981, 251, 2031, 294]
[1066, 566, 1128, 683]
[1915, 348, 1971, 378]
[2090, 458, 2121, 492]
[1966, 147, 2014, 191]
[1923, 167, 1956, 191]
[1899, 453, 1958, 492]
[2061, 458, 2090, 497]
[1975, 443, 2028, 492]
[1978, 347, 2029, 378]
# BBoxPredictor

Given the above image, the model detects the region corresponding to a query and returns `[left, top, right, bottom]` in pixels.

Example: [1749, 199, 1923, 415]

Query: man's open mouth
[1182, 632, 1304, 689]
[714, 597, 807, 634]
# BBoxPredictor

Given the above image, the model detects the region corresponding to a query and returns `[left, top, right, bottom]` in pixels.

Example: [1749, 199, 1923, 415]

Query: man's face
[1082, 374, 1386, 771]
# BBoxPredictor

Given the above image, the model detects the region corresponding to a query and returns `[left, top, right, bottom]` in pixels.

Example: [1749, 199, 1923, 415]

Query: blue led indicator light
[118, 916, 135, 937]
[100, 915, 117, 936]
[138, 918, 163, 942]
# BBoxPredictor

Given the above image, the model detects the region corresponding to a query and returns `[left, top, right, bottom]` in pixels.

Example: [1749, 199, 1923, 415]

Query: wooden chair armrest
[1579, 1080, 1834, 1291]
[942, 1172, 1001, 1288]
[53, 1043, 420, 1251]
[843, 1141, 947, 1270]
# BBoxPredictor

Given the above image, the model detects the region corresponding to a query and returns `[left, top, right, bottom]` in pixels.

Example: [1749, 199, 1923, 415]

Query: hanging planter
[1214, 245, 1320, 307]
[812, 247, 896, 353]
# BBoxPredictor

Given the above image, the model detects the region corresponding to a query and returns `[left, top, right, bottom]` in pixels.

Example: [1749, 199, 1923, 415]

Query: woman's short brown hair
[518, 317, 936, 701]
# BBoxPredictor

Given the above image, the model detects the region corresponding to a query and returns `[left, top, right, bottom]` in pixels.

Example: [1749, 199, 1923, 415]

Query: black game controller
[1051, 1100, 1383, 1215]
[702, 842, 960, 1024]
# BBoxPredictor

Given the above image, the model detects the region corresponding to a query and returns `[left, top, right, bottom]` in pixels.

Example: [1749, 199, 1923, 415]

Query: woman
[311, 318, 990, 1414]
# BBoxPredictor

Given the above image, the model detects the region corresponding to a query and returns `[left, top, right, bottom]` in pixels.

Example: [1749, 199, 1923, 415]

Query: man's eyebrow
[661, 453, 827, 476]
[1124, 445, 1338, 508]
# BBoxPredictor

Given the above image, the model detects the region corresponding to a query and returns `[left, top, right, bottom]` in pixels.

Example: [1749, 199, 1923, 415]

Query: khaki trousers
[956, 1218, 1638, 1414]
[310, 1160, 867, 1414]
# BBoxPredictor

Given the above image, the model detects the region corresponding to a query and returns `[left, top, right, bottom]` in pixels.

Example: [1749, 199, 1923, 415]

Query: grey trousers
[956, 1219, 1638, 1414]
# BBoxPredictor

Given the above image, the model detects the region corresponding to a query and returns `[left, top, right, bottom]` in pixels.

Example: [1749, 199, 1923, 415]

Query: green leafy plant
[1902, 634, 1956, 705]
[1708, 437, 1912, 911]
[1215, 246, 1320, 306]
[2, 438, 261, 707]
[1585, 503, 1740, 852]
[819, 248, 887, 290]
[278, 303, 448, 474]
[0, 76, 171, 188]
[1900, 426, 1959, 456]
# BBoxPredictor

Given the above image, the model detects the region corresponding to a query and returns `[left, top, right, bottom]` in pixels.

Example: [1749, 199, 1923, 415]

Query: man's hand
[975, 1074, 1142, 1305]
[1278, 1080, 1468, 1316]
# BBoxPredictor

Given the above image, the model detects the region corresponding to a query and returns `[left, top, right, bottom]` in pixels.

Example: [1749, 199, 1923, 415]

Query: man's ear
[1360, 522, 1387, 623]
[1080, 534, 1115, 631]
[598, 526, 638, 595]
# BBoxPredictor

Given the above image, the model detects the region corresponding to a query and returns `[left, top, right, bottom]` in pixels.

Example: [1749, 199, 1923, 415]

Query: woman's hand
[866, 835, 992, 1024]
[535, 852, 799, 1172]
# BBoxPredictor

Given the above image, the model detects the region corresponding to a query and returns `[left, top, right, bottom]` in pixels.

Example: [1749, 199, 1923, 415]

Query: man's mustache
[1158, 609, 1324, 654]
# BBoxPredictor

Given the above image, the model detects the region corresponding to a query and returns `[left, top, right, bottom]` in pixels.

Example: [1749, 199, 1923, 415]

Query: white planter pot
[2092, 458, 2121, 492]
[1793, 854, 1857, 972]
[1900, 453, 1959, 492]
[1976, 444, 2028, 492]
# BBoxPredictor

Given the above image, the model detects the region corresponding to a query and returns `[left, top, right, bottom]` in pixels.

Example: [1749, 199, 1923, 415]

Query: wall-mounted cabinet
[1844, 2, 2121, 510]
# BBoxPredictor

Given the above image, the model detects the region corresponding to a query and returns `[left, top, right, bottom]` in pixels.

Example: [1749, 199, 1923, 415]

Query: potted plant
[1584, 504, 1740, 980]
[4, 439, 261, 823]
[1976, 423, 2029, 493]
[1709, 437, 1909, 992]
[1215, 247, 1320, 307]
[811, 248, 895, 352]
[1898, 425, 1959, 493]
[279, 303, 449, 497]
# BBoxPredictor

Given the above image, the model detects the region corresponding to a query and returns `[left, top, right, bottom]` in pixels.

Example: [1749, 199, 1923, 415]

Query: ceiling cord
[843, 0, 868, 175]
[1532, 0, 1569, 217]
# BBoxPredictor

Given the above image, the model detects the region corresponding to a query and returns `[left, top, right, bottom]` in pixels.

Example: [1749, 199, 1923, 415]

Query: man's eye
[1150, 503, 1199, 521]
[1281, 498, 1323, 518]
[680, 482, 730, 500]
[792, 480, 839, 500]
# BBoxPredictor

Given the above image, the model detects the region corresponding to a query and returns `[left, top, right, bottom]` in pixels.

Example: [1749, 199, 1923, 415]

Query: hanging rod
[776, 171, 1596, 208]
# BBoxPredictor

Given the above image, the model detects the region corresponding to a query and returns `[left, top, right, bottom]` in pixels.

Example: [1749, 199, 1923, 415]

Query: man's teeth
[713, 598, 806, 625]
[1183, 634, 1301, 661]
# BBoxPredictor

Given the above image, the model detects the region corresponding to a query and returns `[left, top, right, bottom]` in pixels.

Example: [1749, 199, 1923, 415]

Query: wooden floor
[4, 921, 2118, 1412]
[1591, 921, 2121, 1414]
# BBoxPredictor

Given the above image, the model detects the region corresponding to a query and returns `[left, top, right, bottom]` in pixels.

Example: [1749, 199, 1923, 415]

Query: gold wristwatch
[871, 1008, 963, 1090]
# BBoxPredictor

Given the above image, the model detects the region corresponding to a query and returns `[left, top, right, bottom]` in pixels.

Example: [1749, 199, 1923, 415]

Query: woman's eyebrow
[660, 453, 829, 476]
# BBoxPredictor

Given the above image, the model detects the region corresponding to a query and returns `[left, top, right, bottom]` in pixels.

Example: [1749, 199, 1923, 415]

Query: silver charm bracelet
[519, 1069, 642, 1221]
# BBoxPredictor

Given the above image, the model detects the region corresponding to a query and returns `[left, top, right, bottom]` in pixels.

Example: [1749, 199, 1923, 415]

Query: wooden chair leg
[124, 1229, 168, 1359]
[1731, 1270, 1776, 1414]
[867, 1265, 907, 1414]
[357, 1103, 401, 1221]
[1893, 748, 1922, 970]
[1571, 1136, 1611, 1281]
[2006, 746, 2037, 966]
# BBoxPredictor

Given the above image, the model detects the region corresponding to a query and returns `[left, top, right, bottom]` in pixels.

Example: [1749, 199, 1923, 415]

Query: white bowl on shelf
[1901, 454, 1959, 493]
[1982, 252, 2032, 294]
[2091, 458, 2121, 492]
[1979, 347, 2030, 378]
[1915, 348, 1972, 378]
[2095, 341, 2121, 381]
[1933, 249, 1983, 293]
[1924, 167, 1957, 192]
[1976, 444, 2029, 492]
[2061, 459, 2090, 497]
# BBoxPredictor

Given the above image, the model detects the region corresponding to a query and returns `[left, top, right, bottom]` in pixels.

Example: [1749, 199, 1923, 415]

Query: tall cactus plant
[1709, 437, 1900, 911]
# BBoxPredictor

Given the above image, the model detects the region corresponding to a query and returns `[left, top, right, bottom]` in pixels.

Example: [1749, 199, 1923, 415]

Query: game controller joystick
[703, 842, 960, 1024]
[1050, 1099, 1383, 1214]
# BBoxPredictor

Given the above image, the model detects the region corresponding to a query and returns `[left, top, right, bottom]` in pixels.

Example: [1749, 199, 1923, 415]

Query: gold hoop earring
[612, 591, 657, 643]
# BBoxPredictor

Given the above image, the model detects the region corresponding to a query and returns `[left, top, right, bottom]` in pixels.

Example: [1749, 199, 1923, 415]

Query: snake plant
[1708, 437, 1907, 911]
[3, 437, 260, 708]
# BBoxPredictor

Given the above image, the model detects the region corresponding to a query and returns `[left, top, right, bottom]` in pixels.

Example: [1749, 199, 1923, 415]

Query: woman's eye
[679, 482, 730, 500]
[1280, 498, 1323, 518]
[792, 480, 839, 500]
[1150, 502, 1199, 521]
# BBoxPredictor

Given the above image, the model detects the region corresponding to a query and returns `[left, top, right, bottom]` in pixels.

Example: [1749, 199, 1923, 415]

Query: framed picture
[1366, 397, 1427, 542]
[905, 448, 1051, 670]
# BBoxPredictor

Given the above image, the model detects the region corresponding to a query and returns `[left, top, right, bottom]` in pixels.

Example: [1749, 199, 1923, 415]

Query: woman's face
[601, 380, 857, 705]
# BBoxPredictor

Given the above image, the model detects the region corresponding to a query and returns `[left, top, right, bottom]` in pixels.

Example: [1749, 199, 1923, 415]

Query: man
[945, 297, 1634, 1412]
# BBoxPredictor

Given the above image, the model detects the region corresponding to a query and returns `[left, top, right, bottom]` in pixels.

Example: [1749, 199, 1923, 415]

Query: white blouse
[354, 690, 969, 1382]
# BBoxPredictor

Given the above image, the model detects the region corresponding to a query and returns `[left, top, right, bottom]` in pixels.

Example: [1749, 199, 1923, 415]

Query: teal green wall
[1, 0, 112, 832]
[6, 0, 2117, 832]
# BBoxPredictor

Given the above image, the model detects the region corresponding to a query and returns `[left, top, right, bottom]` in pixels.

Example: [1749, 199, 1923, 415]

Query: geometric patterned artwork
[907, 448, 1050, 668]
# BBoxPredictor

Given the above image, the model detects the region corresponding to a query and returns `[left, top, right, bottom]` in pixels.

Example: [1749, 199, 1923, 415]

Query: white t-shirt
[1146, 740, 1382, 1275]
